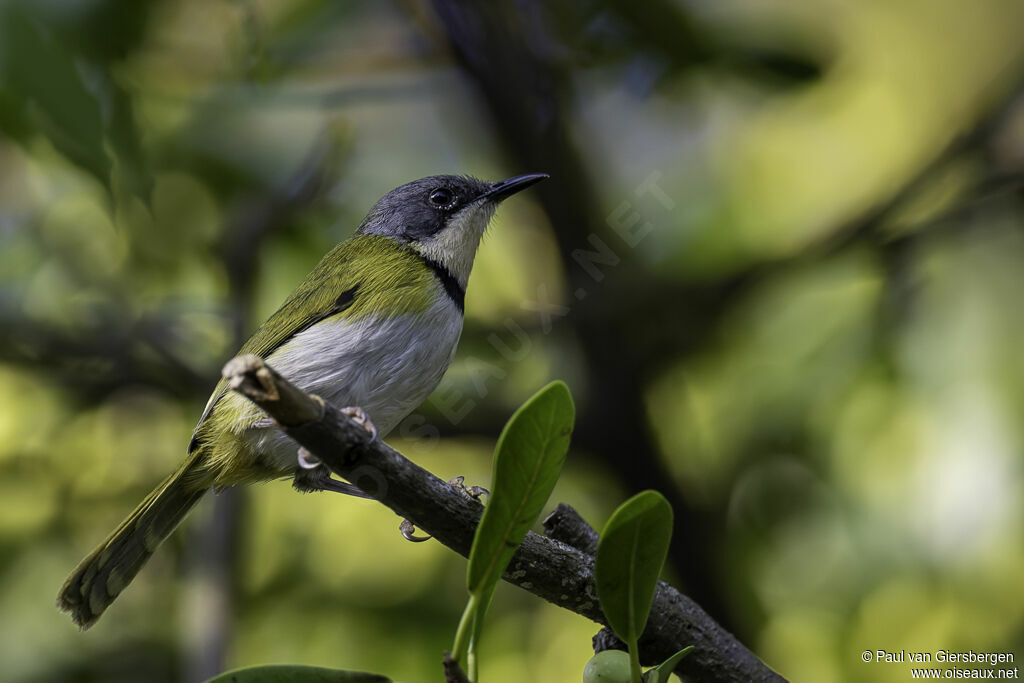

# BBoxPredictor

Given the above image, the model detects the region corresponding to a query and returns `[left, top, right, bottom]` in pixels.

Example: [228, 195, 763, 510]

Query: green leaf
[452, 381, 575, 670]
[643, 646, 694, 683]
[595, 490, 674, 657]
[466, 380, 574, 593]
[202, 665, 391, 683]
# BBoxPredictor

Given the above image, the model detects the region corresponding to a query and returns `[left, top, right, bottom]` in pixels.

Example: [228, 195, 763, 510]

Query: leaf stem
[629, 643, 643, 683]
[452, 592, 479, 668]
[467, 646, 479, 683]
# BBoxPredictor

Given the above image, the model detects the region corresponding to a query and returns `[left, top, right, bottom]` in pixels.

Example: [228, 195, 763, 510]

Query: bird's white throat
[413, 201, 496, 287]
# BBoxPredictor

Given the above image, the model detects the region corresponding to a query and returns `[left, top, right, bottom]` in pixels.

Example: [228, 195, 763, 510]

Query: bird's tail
[57, 456, 209, 629]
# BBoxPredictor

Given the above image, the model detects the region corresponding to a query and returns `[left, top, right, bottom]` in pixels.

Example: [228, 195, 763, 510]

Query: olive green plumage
[56, 461, 206, 629]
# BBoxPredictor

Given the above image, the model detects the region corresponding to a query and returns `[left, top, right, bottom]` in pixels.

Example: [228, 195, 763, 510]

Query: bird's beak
[478, 173, 549, 202]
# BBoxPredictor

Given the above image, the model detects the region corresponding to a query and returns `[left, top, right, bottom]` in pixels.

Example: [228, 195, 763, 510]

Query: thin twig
[443, 653, 471, 683]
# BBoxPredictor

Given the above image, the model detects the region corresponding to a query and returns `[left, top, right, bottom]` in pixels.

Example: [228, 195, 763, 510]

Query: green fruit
[583, 649, 633, 683]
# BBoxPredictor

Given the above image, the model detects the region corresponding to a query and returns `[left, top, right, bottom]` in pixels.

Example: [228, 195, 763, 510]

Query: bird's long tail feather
[57, 457, 209, 628]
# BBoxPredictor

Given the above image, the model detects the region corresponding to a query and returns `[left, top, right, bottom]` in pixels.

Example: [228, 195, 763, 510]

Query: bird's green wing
[237, 282, 360, 358]
[188, 242, 362, 453]
[186, 235, 438, 455]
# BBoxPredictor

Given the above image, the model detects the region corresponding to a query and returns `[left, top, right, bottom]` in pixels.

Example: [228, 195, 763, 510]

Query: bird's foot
[448, 475, 490, 502]
[297, 446, 321, 470]
[341, 406, 378, 441]
[397, 475, 488, 542]
[399, 518, 431, 542]
[288, 403, 375, 497]
[292, 452, 373, 499]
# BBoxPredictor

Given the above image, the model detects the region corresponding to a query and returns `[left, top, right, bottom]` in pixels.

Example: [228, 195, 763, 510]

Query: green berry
[583, 649, 633, 683]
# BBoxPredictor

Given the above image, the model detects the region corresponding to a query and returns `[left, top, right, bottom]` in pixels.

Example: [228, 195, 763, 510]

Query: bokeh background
[2, 1, 1024, 681]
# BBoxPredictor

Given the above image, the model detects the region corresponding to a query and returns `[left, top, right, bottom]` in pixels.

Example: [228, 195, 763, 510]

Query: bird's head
[357, 173, 548, 287]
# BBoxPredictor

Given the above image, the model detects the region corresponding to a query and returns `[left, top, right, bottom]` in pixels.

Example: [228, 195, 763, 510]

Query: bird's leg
[448, 475, 490, 501]
[290, 407, 431, 539]
[288, 406, 379, 498]
[252, 416, 344, 494]
[291, 448, 374, 498]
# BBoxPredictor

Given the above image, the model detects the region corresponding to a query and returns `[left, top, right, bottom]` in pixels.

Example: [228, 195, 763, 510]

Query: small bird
[57, 172, 548, 628]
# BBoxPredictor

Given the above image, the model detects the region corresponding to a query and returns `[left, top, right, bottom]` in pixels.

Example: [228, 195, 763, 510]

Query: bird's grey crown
[356, 175, 493, 243]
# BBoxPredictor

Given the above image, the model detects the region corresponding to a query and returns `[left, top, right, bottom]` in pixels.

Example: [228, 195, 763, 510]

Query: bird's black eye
[428, 188, 455, 208]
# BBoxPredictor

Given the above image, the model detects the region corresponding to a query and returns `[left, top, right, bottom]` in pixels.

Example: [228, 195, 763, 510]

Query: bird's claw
[448, 475, 489, 502]
[341, 406, 378, 441]
[297, 446, 321, 470]
[400, 518, 431, 542]
[466, 485, 490, 499]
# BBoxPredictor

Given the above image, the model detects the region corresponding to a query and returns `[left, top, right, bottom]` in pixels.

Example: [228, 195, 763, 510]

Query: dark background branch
[425, 0, 737, 626]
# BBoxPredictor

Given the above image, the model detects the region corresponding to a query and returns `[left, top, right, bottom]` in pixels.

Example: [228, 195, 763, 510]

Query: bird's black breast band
[418, 254, 465, 313]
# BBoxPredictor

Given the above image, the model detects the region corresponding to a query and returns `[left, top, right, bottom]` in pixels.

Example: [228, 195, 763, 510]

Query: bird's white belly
[246, 296, 462, 472]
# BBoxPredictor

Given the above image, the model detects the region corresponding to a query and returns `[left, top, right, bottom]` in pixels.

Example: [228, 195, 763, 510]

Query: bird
[57, 172, 548, 629]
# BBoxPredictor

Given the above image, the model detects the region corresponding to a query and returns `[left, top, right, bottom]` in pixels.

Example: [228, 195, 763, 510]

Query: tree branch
[222, 354, 786, 683]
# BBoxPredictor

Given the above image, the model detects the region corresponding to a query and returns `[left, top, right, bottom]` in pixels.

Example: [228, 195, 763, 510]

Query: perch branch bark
[223, 354, 786, 683]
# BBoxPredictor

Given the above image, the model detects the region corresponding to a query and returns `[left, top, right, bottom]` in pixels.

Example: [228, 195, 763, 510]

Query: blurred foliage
[1, 0, 1024, 682]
